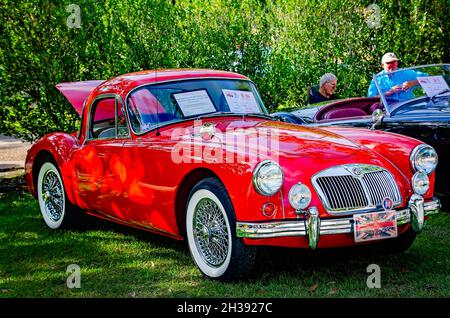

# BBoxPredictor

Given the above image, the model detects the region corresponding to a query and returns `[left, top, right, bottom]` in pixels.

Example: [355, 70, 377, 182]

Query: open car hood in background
[55, 80, 105, 116]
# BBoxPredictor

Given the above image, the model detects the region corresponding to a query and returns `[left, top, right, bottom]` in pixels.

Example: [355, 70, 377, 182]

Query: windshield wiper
[430, 89, 450, 103]
[242, 112, 274, 120]
[194, 111, 273, 121]
[194, 111, 234, 120]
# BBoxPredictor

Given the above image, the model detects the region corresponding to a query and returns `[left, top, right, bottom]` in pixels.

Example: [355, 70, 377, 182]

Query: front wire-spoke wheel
[186, 177, 256, 281]
[190, 192, 232, 275]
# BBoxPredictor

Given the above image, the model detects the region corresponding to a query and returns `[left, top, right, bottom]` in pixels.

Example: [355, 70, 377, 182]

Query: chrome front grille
[363, 171, 401, 207]
[312, 165, 402, 214]
[316, 175, 368, 210]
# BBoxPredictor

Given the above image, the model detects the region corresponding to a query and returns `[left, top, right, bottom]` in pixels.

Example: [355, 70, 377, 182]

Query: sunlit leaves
[0, 0, 447, 140]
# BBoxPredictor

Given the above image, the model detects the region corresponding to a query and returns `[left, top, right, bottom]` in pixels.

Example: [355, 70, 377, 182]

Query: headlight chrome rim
[410, 144, 438, 175]
[288, 182, 312, 210]
[252, 160, 284, 196]
[412, 171, 430, 195]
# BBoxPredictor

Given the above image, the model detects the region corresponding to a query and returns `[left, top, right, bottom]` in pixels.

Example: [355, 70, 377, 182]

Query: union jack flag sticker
[353, 211, 398, 243]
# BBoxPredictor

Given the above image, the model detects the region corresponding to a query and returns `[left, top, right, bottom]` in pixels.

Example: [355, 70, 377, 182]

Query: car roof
[92, 69, 250, 96]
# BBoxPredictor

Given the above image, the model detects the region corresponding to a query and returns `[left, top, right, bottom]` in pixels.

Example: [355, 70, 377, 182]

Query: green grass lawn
[0, 190, 449, 298]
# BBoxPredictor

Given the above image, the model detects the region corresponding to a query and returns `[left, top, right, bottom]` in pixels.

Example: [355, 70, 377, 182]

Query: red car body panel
[25, 69, 436, 248]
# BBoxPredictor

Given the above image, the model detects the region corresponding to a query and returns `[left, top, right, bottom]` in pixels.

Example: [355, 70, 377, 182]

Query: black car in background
[273, 64, 450, 205]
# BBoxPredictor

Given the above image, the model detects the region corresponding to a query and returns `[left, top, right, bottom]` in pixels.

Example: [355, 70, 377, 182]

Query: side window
[90, 98, 115, 139]
[89, 97, 129, 139]
[116, 99, 129, 138]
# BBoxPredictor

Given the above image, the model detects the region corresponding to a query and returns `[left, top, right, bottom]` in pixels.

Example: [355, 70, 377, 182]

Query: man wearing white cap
[367, 52, 422, 100]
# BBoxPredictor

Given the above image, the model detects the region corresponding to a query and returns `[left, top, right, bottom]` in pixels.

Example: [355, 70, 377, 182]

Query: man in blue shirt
[367, 53, 421, 102]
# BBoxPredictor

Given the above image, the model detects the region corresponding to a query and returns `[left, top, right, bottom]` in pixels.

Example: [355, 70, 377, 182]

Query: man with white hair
[367, 52, 423, 100]
[309, 73, 339, 104]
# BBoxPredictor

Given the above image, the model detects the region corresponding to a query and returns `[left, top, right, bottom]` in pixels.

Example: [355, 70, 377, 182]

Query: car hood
[190, 118, 373, 160]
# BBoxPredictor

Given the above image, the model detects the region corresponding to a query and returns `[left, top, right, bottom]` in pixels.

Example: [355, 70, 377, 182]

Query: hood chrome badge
[352, 167, 363, 176]
[199, 122, 216, 140]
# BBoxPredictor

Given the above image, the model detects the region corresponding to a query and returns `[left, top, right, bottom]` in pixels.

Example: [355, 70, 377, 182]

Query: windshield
[374, 64, 450, 113]
[126, 79, 267, 134]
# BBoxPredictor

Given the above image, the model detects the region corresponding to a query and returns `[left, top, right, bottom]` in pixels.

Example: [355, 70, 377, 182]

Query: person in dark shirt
[309, 73, 339, 104]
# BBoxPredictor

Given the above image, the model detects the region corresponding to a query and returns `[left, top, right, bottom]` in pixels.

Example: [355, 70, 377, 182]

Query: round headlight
[253, 160, 283, 196]
[411, 144, 438, 174]
[288, 183, 312, 210]
[412, 171, 430, 195]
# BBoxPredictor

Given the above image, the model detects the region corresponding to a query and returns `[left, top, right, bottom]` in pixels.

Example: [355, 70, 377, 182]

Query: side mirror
[371, 109, 384, 129]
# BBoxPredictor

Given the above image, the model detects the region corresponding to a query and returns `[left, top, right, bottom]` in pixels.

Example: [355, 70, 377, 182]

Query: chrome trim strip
[236, 222, 307, 238]
[320, 217, 352, 235]
[279, 189, 286, 219]
[236, 199, 440, 239]
[396, 208, 411, 225]
[424, 199, 441, 215]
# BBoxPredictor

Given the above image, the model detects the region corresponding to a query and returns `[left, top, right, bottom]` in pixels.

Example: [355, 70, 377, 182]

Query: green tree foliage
[0, 0, 447, 141]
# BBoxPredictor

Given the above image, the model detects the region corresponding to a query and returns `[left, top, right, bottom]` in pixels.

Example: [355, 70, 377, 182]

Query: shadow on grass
[1, 191, 449, 297]
[1, 191, 195, 297]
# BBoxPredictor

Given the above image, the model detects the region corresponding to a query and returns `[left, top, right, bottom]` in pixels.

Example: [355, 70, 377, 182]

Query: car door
[118, 86, 182, 235]
[74, 95, 130, 218]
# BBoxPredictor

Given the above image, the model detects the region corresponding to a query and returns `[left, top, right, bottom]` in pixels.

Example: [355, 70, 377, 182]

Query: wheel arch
[26, 132, 80, 202]
[31, 150, 55, 197]
[174, 168, 223, 238]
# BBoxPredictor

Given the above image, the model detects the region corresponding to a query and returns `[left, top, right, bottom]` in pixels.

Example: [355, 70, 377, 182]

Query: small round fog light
[289, 182, 312, 210]
[412, 171, 430, 195]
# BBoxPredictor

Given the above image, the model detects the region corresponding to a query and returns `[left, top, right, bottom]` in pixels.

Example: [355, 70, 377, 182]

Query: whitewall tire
[186, 188, 232, 278]
[186, 177, 256, 281]
[37, 160, 82, 229]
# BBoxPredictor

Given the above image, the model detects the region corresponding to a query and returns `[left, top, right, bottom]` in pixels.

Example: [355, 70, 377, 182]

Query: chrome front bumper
[236, 197, 440, 248]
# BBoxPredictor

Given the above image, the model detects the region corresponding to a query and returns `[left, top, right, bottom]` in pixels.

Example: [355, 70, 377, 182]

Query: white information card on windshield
[173, 90, 216, 117]
[417, 76, 449, 97]
[222, 89, 260, 113]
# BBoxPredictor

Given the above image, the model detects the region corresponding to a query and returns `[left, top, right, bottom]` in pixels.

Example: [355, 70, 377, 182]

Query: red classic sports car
[25, 69, 440, 281]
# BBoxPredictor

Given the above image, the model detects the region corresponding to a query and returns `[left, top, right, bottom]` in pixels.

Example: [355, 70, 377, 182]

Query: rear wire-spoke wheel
[37, 161, 81, 229]
[186, 177, 256, 281]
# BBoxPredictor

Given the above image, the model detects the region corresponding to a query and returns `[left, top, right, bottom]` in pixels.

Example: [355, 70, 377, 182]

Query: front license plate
[353, 211, 398, 243]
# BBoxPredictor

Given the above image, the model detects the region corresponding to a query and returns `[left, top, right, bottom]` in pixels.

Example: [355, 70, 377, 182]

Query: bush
[0, 0, 448, 141]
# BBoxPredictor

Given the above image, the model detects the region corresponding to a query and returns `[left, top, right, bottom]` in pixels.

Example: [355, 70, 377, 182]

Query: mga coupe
[25, 69, 440, 281]
[272, 64, 450, 203]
